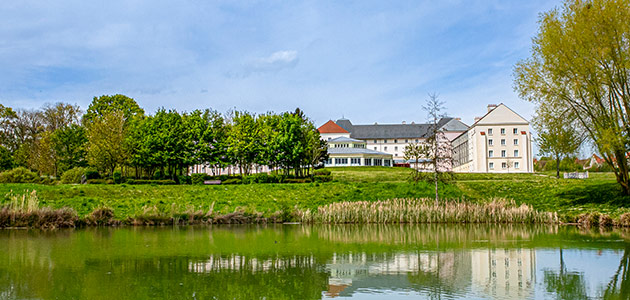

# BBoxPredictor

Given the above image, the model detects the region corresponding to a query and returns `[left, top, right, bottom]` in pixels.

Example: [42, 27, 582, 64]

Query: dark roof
[336, 119, 353, 132]
[438, 118, 469, 132]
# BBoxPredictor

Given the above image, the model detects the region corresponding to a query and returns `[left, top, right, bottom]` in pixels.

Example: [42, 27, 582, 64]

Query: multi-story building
[452, 104, 534, 173]
[318, 117, 468, 164]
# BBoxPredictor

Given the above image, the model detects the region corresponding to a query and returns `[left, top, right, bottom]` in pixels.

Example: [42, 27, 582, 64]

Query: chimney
[487, 104, 497, 112]
[474, 117, 481, 123]
[411, 121, 415, 125]
[402, 121, 406, 124]
[455, 117, 461, 121]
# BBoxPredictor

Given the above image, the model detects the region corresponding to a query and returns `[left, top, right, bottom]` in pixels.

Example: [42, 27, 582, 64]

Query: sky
[0, 0, 562, 128]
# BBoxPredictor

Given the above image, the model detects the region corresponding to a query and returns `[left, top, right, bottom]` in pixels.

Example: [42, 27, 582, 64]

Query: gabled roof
[329, 136, 363, 143]
[318, 120, 349, 134]
[334, 117, 463, 140]
[471, 103, 529, 127]
[438, 118, 469, 132]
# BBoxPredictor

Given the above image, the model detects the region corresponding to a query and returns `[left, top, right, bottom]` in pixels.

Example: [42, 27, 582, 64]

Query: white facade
[452, 104, 534, 173]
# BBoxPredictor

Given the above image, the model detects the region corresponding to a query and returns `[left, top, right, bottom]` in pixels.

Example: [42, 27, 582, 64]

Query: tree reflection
[543, 248, 587, 299]
[603, 245, 630, 300]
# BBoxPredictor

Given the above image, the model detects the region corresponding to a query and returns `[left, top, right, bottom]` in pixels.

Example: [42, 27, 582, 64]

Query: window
[513, 128, 518, 134]
[394, 139, 398, 143]
[405, 139, 408, 143]
[415, 139, 419, 143]
[384, 160, 391, 167]
[501, 150, 506, 157]
[488, 128, 493, 135]
[488, 150, 494, 157]
[514, 139, 518, 145]
[327, 137, 331, 141]
[394, 146, 398, 151]
[515, 162, 520, 169]
[374, 147, 377, 150]
[514, 149, 519, 157]
[488, 139, 493, 146]
[501, 128, 506, 135]
[364, 158, 372, 166]
[374, 139, 377, 143]
[351, 158, 361, 165]
[502, 162, 507, 169]
[501, 139, 506, 145]
[326, 158, 332, 164]
[384, 139, 388, 143]
[489, 162, 494, 169]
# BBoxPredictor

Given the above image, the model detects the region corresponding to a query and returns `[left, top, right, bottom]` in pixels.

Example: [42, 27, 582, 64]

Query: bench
[203, 180, 222, 185]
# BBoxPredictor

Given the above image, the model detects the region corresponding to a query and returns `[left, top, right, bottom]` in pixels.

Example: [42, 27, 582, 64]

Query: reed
[0, 190, 78, 229]
[298, 198, 558, 224]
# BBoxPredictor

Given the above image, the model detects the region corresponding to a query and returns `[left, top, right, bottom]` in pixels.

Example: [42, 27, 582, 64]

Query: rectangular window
[351, 158, 361, 165]
[326, 158, 332, 165]
[515, 162, 520, 169]
[488, 150, 494, 157]
[502, 162, 507, 169]
[501, 150, 506, 157]
[514, 139, 518, 145]
[513, 128, 518, 134]
[384, 146, 388, 151]
[514, 150, 519, 157]
[405, 139, 408, 143]
[489, 162, 494, 169]
[488, 139, 493, 146]
[488, 128, 493, 135]
[374, 139, 377, 143]
[364, 158, 372, 166]
[501, 139, 506, 145]
[415, 139, 419, 143]
[501, 128, 506, 135]
[394, 139, 398, 143]
[374, 147, 377, 150]
[394, 146, 398, 151]
[383, 139, 387, 143]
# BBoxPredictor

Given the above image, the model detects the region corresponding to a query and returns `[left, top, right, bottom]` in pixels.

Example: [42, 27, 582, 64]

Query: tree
[534, 106, 584, 178]
[403, 142, 430, 184]
[0, 104, 17, 149]
[227, 111, 262, 176]
[514, 0, 630, 194]
[51, 124, 88, 173]
[422, 93, 454, 204]
[83, 94, 144, 126]
[85, 111, 128, 175]
[41, 102, 81, 131]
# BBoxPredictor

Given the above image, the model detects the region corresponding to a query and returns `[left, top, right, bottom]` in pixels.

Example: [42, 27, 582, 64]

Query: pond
[1, 224, 629, 299]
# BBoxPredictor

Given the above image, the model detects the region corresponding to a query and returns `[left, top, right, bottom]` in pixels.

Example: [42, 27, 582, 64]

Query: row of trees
[0, 95, 328, 180]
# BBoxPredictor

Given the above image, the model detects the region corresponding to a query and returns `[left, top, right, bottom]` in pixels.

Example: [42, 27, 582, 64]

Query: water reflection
[0, 225, 628, 300]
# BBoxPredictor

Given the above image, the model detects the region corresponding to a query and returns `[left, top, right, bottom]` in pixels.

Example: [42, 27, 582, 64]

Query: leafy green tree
[534, 106, 584, 178]
[0, 145, 13, 170]
[514, 0, 630, 194]
[83, 94, 144, 126]
[0, 104, 17, 149]
[227, 111, 262, 176]
[86, 111, 128, 175]
[52, 124, 88, 173]
[41, 102, 81, 131]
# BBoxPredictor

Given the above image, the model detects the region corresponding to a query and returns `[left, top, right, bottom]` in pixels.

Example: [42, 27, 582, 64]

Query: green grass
[1, 167, 628, 222]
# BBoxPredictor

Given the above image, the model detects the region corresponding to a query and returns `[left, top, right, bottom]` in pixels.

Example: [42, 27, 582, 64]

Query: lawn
[1, 167, 628, 221]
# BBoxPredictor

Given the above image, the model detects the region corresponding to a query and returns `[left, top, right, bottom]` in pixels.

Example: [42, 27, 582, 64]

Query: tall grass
[0, 190, 78, 229]
[298, 198, 558, 224]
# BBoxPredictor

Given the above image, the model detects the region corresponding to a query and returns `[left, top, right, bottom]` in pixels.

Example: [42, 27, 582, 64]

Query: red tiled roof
[318, 120, 349, 133]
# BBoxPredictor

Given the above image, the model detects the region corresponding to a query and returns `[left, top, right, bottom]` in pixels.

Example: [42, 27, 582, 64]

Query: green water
[1, 225, 629, 299]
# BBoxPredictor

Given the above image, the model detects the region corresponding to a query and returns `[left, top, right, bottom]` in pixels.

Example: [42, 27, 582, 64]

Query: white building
[452, 104, 534, 173]
[318, 118, 468, 165]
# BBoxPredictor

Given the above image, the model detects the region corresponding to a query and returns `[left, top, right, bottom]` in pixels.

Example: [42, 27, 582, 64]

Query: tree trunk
[614, 151, 630, 195]
[556, 156, 560, 179]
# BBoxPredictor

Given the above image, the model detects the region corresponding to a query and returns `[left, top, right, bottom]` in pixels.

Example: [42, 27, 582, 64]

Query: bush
[152, 170, 163, 180]
[191, 173, 210, 185]
[113, 171, 122, 184]
[284, 178, 312, 184]
[125, 179, 176, 185]
[84, 169, 100, 180]
[177, 175, 191, 185]
[61, 167, 86, 184]
[313, 169, 331, 176]
[87, 179, 113, 185]
[0, 167, 42, 183]
[222, 178, 242, 185]
[313, 175, 333, 182]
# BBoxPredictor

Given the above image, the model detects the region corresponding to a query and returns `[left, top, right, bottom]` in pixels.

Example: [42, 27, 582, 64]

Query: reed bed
[0, 190, 79, 229]
[298, 198, 558, 224]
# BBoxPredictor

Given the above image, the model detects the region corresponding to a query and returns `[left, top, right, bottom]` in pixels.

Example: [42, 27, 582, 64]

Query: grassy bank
[1, 167, 629, 227]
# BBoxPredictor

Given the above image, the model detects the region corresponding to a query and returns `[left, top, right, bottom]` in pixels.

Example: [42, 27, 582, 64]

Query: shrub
[284, 178, 312, 184]
[222, 178, 242, 185]
[191, 173, 210, 185]
[84, 169, 100, 180]
[113, 171, 122, 184]
[177, 175, 191, 185]
[313, 169, 331, 176]
[125, 179, 176, 185]
[619, 213, 630, 227]
[313, 175, 333, 182]
[152, 170, 163, 180]
[61, 167, 86, 184]
[0, 167, 42, 183]
[87, 179, 113, 185]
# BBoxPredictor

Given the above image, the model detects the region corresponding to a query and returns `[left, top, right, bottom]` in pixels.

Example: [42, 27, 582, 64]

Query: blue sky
[0, 0, 561, 128]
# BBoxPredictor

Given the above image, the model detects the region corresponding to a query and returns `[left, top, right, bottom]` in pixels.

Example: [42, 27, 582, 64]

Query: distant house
[451, 104, 534, 173]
